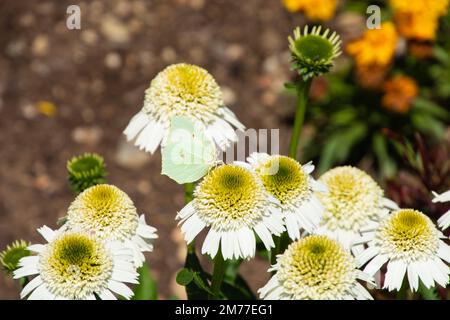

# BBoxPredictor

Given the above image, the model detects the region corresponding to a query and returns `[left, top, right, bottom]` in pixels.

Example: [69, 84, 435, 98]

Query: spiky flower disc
[124, 63, 244, 152]
[0, 240, 31, 274]
[66, 184, 158, 267]
[248, 153, 325, 239]
[14, 227, 138, 300]
[177, 162, 285, 260]
[357, 209, 450, 292]
[288, 25, 341, 80]
[259, 235, 373, 300]
[67, 153, 107, 194]
[315, 166, 397, 250]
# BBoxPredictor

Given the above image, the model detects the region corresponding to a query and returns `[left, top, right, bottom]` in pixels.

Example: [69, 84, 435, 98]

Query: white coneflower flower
[432, 190, 450, 230]
[247, 153, 325, 239]
[14, 227, 138, 300]
[124, 63, 245, 153]
[315, 166, 398, 251]
[259, 235, 373, 300]
[357, 209, 450, 292]
[177, 163, 285, 260]
[66, 184, 158, 268]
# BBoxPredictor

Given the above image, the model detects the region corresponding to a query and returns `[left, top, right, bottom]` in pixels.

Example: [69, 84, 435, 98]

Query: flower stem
[184, 183, 196, 268]
[184, 182, 195, 203]
[288, 78, 313, 159]
[209, 250, 226, 299]
[271, 78, 313, 265]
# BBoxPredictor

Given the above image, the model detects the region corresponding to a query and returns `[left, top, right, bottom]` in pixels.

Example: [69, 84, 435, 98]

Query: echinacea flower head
[283, 0, 338, 21]
[315, 166, 397, 250]
[357, 209, 450, 292]
[66, 153, 107, 194]
[14, 227, 138, 300]
[247, 153, 325, 239]
[288, 25, 341, 80]
[433, 190, 450, 230]
[0, 240, 31, 274]
[124, 63, 244, 153]
[346, 22, 397, 68]
[259, 235, 373, 300]
[382, 75, 418, 114]
[177, 163, 285, 260]
[66, 184, 157, 267]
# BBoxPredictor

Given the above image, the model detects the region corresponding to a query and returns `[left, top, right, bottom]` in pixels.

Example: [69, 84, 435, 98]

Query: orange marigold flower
[282, 0, 337, 21]
[346, 22, 398, 68]
[382, 75, 418, 114]
[390, 0, 449, 41]
[394, 11, 440, 41]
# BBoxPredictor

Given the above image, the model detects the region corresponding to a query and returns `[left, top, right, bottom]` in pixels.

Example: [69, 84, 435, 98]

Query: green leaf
[318, 122, 367, 173]
[132, 262, 158, 300]
[221, 274, 256, 300]
[183, 246, 210, 300]
[411, 113, 445, 138]
[418, 283, 440, 300]
[192, 272, 214, 295]
[176, 268, 194, 286]
[412, 98, 450, 121]
[372, 133, 397, 178]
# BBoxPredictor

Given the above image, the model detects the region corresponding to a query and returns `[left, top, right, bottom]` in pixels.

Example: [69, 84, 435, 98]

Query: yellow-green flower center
[144, 63, 223, 122]
[40, 233, 113, 299]
[257, 156, 310, 205]
[194, 165, 268, 230]
[277, 235, 356, 299]
[294, 35, 334, 62]
[376, 209, 439, 260]
[317, 166, 384, 232]
[67, 184, 139, 241]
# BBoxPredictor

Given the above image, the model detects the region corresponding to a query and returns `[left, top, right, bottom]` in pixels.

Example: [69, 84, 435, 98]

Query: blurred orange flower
[346, 22, 398, 68]
[390, 0, 449, 41]
[282, 0, 337, 21]
[382, 75, 418, 114]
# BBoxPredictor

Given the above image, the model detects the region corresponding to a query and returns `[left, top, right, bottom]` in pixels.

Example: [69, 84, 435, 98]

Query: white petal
[112, 269, 139, 284]
[384, 260, 407, 291]
[98, 289, 117, 300]
[416, 261, 434, 289]
[201, 229, 221, 258]
[363, 254, 389, 276]
[437, 242, 450, 263]
[108, 280, 134, 299]
[27, 284, 55, 300]
[14, 265, 39, 279]
[123, 111, 150, 141]
[180, 214, 206, 244]
[254, 223, 274, 250]
[407, 264, 419, 292]
[356, 246, 379, 267]
[37, 225, 56, 242]
[20, 276, 43, 299]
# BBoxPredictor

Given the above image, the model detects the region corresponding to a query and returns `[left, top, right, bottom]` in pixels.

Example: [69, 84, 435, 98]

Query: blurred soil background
[0, 0, 364, 299]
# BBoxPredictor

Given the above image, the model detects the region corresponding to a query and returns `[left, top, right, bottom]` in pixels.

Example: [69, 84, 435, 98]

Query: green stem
[184, 182, 195, 203]
[288, 78, 313, 159]
[271, 78, 313, 265]
[208, 250, 226, 299]
[184, 182, 196, 255]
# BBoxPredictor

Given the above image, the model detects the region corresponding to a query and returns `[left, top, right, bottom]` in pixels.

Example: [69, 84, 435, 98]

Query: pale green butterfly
[161, 116, 218, 184]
